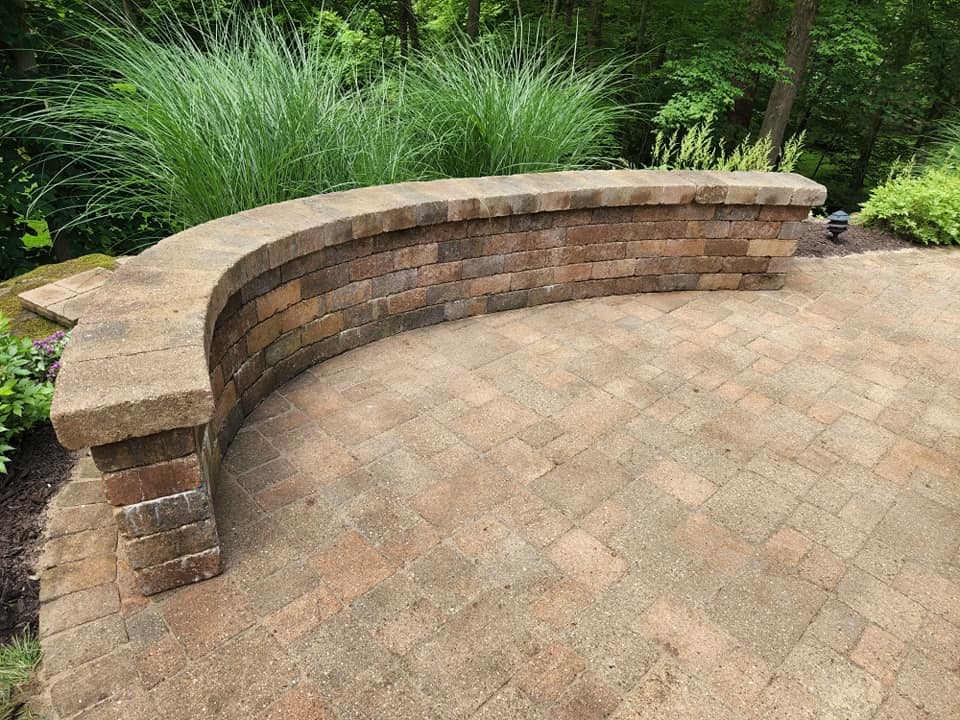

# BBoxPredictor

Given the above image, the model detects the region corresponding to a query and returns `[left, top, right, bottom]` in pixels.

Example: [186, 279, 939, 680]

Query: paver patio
[41, 249, 960, 719]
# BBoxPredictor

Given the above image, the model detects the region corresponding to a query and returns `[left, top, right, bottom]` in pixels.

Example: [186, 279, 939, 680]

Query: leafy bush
[860, 165, 960, 245]
[0, 316, 66, 473]
[400, 28, 628, 177]
[648, 122, 804, 173]
[651, 46, 781, 130]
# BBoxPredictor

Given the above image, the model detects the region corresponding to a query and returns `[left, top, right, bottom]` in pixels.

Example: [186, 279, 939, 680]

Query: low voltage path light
[827, 210, 850, 243]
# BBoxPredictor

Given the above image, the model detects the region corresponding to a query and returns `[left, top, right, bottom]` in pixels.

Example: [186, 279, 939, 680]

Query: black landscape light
[827, 210, 850, 243]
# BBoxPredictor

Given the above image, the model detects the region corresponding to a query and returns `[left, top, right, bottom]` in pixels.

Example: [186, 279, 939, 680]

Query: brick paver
[39, 249, 960, 719]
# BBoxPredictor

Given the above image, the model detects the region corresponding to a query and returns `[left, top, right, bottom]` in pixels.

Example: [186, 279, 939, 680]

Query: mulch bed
[795, 217, 915, 257]
[0, 425, 75, 644]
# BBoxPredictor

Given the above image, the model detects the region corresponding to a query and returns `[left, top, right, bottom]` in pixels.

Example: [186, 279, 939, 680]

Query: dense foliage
[860, 167, 960, 245]
[861, 116, 960, 245]
[2, 0, 958, 272]
[7, 12, 625, 238]
[0, 315, 66, 473]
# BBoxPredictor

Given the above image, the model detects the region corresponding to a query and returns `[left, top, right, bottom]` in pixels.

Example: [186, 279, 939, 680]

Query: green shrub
[648, 122, 805, 173]
[860, 166, 960, 245]
[400, 28, 628, 178]
[0, 316, 66, 473]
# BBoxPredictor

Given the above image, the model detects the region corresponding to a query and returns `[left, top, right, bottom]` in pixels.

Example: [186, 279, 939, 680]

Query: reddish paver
[36, 249, 960, 719]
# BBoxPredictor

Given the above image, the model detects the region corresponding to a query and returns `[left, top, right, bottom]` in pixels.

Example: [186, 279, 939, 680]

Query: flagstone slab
[18, 266, 113, 326]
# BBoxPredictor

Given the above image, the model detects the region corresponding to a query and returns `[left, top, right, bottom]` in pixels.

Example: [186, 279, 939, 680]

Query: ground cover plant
[0, 630, 40, 720]
[0, 315, 66, 473]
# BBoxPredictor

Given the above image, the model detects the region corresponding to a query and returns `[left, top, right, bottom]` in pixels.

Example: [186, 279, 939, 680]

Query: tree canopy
[2, 0, 958, 272]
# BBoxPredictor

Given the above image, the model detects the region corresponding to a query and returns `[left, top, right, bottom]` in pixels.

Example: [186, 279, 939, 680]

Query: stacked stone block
[51, 170, 826, 595]
[90, 428, 221, 594]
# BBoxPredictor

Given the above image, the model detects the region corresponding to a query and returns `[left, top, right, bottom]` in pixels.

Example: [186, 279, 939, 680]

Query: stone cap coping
[50, 170, 826, 448]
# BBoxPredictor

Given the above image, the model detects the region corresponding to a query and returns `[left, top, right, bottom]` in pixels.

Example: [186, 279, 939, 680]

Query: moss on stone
[0, 255, 117, 338]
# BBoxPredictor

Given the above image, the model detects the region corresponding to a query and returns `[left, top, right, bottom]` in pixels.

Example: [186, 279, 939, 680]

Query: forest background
[2, 0, 958, 276]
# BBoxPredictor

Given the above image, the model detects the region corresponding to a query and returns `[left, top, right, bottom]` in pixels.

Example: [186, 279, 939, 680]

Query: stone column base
[91, 426, 222, 595]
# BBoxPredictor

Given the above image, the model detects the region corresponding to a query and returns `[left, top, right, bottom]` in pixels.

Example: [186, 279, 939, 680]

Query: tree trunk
[405, 0, 420, 51]
[48, 219, 74, 263]
[589, 0, 604, 49]
[466, 0, 480, 38]
[759, 0, 820, 164]
[793, 57, 834, 136]
[398, 0, 419, 55]
[634, 0, 650, 54]
[9, 0, 37, 76]
[851, 14, 919, 189]
[728, 0, 778, 129]
[852, 110, 883, 189]
[632, 0, 651, 78]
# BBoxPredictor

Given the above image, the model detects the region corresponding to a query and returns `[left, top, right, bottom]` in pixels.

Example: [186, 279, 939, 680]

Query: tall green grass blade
[6, 10, 632, 245]
[398, 25, 630, 178]
[0, 629, 41, 720]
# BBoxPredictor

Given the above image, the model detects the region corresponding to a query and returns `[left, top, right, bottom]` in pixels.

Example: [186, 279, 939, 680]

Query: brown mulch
[795, 217, 915, 257]
[0, 425, 75, 644]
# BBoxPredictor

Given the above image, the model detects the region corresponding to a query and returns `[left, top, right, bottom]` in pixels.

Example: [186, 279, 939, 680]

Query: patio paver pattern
[40, 249, 960, 719]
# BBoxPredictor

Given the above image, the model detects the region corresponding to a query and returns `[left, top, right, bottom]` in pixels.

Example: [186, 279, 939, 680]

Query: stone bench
[50, 170, 826, 595]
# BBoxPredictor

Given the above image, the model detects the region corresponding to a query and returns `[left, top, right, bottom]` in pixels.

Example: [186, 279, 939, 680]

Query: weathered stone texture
[114, 485, 213, 538]
[52, 170, 825, 599]
[101, 454, 202, 506]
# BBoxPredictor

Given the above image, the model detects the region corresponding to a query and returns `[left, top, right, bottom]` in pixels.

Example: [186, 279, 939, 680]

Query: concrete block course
[49, 170, 826, 598]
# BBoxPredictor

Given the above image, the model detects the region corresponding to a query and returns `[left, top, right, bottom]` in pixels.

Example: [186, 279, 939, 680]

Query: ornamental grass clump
[8, 10, 632, 242]
[0, 628, 41, 720]
[400, 27, 629, 178]
[9, 11, 427, 235]
[0, 630, 41, 720]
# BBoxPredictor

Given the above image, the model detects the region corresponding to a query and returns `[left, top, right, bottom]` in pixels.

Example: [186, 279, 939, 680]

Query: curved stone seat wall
[50, 170, 826, 595]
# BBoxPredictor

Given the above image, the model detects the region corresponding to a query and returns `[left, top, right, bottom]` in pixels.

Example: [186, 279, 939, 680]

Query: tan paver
[37, 249, 960, 719]
[18, 266, 113, 326]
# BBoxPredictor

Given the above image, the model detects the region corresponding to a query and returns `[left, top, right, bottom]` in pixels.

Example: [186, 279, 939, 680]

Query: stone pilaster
[90, 426, 221, 595]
